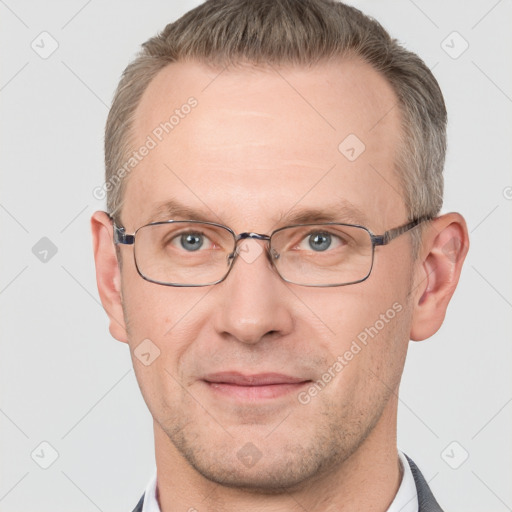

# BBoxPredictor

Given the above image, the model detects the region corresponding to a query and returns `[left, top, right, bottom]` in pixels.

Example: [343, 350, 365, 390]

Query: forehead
[123, 58, 405, 231]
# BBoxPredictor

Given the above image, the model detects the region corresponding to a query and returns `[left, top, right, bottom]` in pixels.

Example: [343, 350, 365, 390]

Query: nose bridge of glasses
[236, 232, 271, 242]
[229, 232, 277, 262]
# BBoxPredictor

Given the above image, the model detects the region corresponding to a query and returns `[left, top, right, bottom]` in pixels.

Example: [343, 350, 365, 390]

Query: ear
[410, 212, 469, 341]
[91, 211, 129, 343]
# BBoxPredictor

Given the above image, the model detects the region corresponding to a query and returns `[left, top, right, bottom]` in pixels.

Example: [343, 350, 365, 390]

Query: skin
[92, 58, 469, 511]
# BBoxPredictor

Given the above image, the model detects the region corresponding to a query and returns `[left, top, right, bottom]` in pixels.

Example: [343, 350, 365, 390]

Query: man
[91, 0, 469, 510]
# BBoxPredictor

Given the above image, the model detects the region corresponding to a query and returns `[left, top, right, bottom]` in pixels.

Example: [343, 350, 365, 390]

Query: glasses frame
[111, 215, 432, 287]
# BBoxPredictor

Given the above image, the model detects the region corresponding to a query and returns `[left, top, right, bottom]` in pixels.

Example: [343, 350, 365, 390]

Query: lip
[203, 372, 309, 385]
[202, 372, 311, 401]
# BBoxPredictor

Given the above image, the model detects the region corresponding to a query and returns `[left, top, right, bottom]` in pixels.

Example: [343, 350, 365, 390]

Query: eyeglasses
[111, 216, 431, 287]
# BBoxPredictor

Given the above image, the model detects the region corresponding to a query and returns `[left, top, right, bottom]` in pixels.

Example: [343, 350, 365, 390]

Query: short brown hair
[105, 0, 446, 250]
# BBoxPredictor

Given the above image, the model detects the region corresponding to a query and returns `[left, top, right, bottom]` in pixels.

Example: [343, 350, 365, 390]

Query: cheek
[121, 280, 208, 417]
[120, 268, 210, 378]
[301, 266, 412, 378]
[120, 256, 195, 335]
[321, 294, 411, 414]
[298, 272, 409, 339]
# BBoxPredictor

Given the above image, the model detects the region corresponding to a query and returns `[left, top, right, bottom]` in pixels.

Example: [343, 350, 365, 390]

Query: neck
[154, 396, 402, 512]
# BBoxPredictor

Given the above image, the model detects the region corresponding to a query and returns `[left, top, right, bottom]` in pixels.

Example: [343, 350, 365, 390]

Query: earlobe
[91, 211, 129, 343]
[410, 213, 469, 341]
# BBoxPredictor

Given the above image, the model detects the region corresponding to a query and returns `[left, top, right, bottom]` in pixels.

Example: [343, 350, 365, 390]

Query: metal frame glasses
[111, 215, 431, 287]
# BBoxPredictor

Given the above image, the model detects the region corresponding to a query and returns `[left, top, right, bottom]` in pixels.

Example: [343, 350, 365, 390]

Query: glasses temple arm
[113, 223, 135, 245]
[372, 216, 432, 246]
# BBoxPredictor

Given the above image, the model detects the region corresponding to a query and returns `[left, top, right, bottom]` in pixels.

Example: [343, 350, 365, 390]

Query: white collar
[386, 451, 419, 512]
[141, 469, 159, 512]
[141, 450, 418, 512]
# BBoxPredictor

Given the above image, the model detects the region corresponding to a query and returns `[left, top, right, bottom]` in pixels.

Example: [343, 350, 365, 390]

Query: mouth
[202, 372, 312, 401]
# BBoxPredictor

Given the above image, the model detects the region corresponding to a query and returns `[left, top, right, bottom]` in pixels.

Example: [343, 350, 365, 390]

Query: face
[110, 58, 418, 489]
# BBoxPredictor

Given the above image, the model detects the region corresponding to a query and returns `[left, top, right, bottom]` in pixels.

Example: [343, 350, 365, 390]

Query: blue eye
[179, 232, 204, 251]
[298, 231, 345, 252]
[167, 230, 215, 252]
[308, 232, 332, 251]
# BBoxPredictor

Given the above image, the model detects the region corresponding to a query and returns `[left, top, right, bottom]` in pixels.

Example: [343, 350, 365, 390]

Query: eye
[297, 230, 346, 252]
[169, 230, 215, 252]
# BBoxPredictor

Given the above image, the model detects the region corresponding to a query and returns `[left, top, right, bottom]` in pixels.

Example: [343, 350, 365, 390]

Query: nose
[212, 237, 294, 345]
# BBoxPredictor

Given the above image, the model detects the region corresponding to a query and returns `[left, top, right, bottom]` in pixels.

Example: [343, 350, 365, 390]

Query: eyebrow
[143, 197, 369, 230]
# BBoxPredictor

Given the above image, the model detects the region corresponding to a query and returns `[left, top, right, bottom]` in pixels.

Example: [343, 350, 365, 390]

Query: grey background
[1, 1, 511, 511]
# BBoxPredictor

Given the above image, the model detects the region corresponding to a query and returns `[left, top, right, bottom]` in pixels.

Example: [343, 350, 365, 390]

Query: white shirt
[141, 450, 418, 512]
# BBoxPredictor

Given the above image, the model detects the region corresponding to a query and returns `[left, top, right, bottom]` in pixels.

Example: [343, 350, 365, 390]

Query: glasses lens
[271, 224, 373, 286]
[134, 222, 235, 285]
